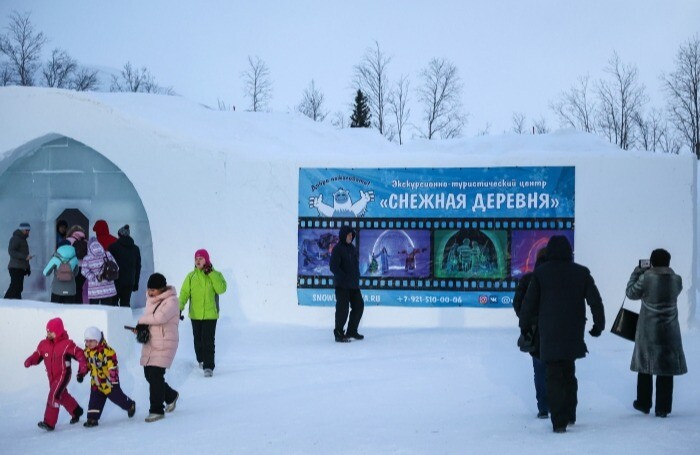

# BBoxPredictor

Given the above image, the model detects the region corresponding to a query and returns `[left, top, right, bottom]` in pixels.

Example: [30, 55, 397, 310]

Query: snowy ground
[2, 306, 698, 454]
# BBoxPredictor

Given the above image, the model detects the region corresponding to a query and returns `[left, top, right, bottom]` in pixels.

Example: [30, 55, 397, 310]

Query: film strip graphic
[298, 216, 574, 291]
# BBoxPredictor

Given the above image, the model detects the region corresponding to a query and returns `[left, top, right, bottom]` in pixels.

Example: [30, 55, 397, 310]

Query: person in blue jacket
[43, 244, 79, 303]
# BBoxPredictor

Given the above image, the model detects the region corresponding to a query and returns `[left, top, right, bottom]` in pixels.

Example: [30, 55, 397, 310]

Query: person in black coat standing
[513, 247, 548, 419]
[626, 248, 687, 418]
[108, 225, 142, 307]
[5, 222, 33, 299]
[329, 225, 364, 342]
[520, 235, 605, 433]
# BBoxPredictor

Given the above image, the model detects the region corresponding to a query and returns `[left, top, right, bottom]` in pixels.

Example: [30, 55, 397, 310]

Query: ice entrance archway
[0, 135, 153, 308]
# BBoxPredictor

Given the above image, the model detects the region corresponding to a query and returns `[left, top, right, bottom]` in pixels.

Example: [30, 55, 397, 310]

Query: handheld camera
[639, 259, 651, 269]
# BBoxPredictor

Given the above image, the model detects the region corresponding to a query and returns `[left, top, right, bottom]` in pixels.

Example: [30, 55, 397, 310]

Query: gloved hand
[203, 264, 212, 275]
[76, 373, 84, 383]
[24, 359, 31, 368]
[25, 268, 31, 276]
[589, 326, 602, 337]
[133, 284, 139, 292]
[108, 369, 118, 384]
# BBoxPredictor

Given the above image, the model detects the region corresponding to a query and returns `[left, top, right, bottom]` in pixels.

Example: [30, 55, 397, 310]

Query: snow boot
[128, 402, 136, 418]
[204, 369, 213, 377]
[83, 419, 99, 428]
[145, 413, 164, 423]
[633, 400, 650, 415]
[70, 405, 83, 424]
[346, 331, 364, 340]
[334, 329, 350, 343]
[165, 392, 179, 413]
[37, 421, 55, 431]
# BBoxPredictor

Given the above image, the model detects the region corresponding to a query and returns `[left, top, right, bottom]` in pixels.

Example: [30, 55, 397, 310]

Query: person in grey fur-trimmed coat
[626, 248, 687, 418]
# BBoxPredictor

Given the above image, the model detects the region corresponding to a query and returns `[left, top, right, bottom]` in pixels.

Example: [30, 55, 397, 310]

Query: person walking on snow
[81, 326, 136, 427]
[179, 249, 227, 377]
[24, 317, 88, 431]
[109, 224, 142, 307]
[136, 273, 180, 423]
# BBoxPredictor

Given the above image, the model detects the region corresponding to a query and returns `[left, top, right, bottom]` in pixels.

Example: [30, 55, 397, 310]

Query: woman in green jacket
[179, 249, 227, 377]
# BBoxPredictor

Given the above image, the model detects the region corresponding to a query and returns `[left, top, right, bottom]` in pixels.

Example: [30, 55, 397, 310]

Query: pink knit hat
[194, 249, 211, 266]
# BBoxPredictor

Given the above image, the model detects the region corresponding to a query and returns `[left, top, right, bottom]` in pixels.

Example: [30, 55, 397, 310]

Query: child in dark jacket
[24, 317, 88, 431]
[81, 326, 136, 427]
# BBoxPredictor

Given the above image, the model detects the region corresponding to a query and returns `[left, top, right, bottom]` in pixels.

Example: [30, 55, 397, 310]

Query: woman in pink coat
[137, 273, 180, 422]
[24, 317, 88, 431]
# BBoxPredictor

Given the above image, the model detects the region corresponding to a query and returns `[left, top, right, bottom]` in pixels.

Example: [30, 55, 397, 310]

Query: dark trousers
[192, 319, 217, 370]
[114, 284, 133, 307]
[73, 271, 86, 303]
[143, 366, 178, 415]
[532, 356, 549, 414]
[334, 288, 364, 334]
[51, 293, 76, 304]
[546, 360, 578, 429]
[87, 384, 134, 420]
[637, 373, 674, 415]
[4, 268, 25, 299]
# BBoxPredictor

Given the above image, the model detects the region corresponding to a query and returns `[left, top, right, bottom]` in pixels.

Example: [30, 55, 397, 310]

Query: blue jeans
[533, 356, 549, 413]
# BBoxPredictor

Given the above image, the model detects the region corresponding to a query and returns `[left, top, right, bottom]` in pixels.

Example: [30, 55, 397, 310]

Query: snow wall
[0, 87, 696, 331]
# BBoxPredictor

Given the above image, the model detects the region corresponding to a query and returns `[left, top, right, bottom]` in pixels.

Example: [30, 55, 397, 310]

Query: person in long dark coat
[108, 225, 142, 307]
[626, 248, 687, 418]
[4, 222, 33, 299]
[520, 235, 605, 433]
[513, 247, 548, 419]
[329, 225, 364, 342]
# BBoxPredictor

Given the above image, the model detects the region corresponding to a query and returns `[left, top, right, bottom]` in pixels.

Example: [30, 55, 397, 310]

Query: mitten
[108, 369, 118, 384]
[24, 359, 31, 368]
[25, 268, 31, 276]
[76, 373, 84, 383]
[203, 264, 212, 274]
[589, 326, 602, 337]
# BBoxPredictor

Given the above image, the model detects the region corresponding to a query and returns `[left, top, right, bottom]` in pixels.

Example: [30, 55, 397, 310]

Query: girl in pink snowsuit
[24, 317, 88, 431]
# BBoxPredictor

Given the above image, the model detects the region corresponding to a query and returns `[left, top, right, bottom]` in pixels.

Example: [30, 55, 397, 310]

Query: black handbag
[135, 324, 150, 344]
[610, 298, 639, 341]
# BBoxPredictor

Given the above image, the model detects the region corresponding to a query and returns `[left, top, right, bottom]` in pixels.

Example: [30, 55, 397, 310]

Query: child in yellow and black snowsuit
[81, 327, 136, 427]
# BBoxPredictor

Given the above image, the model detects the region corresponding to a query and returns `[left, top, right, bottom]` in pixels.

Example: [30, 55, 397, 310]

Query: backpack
[73, 238, 88, 259]
[99, 255, 119, 282]
[54, 254, 73, 282]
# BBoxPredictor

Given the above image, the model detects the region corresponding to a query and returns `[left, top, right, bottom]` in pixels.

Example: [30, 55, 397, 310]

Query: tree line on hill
[1, 10, 697, 158]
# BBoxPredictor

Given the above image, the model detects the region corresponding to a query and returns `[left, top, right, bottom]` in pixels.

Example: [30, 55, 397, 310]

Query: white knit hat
[84, 326, 102, 341]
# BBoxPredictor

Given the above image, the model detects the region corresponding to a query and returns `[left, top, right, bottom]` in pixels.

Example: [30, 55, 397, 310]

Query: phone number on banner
[298, 289, 514, 308]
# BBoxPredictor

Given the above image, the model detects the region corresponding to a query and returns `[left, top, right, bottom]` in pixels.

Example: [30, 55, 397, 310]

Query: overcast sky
[1, 0, 698, 136]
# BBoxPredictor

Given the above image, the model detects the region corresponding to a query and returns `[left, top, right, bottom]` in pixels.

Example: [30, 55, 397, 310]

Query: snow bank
[0, 87, 696, 330]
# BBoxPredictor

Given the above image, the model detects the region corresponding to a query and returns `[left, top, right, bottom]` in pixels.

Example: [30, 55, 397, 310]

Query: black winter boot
[333, 329, 350, 343]
[346, 331, 364, 340]
[70, 405, 83, 424]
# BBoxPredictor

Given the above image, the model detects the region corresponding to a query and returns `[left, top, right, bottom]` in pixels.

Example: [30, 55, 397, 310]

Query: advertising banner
[298, 167, 575, 308]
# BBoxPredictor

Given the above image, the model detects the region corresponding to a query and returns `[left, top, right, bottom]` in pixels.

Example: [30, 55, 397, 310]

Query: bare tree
[550, 75, 597, 132]
[476, 122, 491, 136]
[110, 62, 173, 95]
[42, 48, 76, 88]
[417, 57, 466, 139]
[70, 67, 99, 91]
[534, 117, 550, 134]
[0, 62, 12, 85]
[663, 35, 700, 158]
[511, 112, 526, 134]
[387, 75, 410, 144]
[596, 52, 648, 150]
[634, 108, 666, 151]
[217, 98, 235, 111]
[296, 79, 327, 121]
[241, 55, 272, 112]
[354, 41, 391, 135]
[331, 110, 348, 129]
[0, 10, 47, 86]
